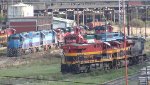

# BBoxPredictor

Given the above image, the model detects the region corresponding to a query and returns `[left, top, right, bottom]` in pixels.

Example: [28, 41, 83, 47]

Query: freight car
[60, 36, 145, 73]
[7, 30, 55, 57]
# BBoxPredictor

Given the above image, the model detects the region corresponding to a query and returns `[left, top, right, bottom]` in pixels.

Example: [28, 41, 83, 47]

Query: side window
[8, 37, 11, 41]
[114, 34, 118, 37]
[20, 38, 23, 41]
[96, 35, 102, 40]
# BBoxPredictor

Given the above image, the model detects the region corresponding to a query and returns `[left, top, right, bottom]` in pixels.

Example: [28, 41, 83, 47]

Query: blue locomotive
[95, 32, 124, 42]
[7, 30, 55, 57]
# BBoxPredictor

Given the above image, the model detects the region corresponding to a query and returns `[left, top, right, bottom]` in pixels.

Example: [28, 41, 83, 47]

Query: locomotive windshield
[65, 36, 77, 44]
[11, 37, 20, 40]
[84, 35, 95, 39]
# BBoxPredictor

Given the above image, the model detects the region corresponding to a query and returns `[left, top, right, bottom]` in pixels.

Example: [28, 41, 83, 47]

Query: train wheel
[84, 65, 90, 73]
[44, 46, 47, 51]
[16, 49, 21, 57]
[31, 48, 36, 53]
[36, 47, 40, 52]
[7, 49, 13, 57]
[103, 62, 111, 71]
[61, 64, 69, 74]
[73, 64, 80, 74]
[48, 45, 51, 50]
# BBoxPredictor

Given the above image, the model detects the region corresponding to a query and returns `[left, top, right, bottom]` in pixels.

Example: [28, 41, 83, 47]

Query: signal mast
[119, 0, 128, 85]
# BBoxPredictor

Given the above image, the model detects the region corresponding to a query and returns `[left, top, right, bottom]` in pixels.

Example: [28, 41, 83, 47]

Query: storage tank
[7, 3, 34, 18]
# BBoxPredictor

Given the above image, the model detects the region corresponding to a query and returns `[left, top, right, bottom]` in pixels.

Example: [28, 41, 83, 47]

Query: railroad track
[0, 76, 102, 85]
[102, 72, 139, 85]
[103, 57, 150, 85]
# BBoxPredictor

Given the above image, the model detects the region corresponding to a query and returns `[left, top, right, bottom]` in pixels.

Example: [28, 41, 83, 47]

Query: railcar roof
[70, 43, 91, 46]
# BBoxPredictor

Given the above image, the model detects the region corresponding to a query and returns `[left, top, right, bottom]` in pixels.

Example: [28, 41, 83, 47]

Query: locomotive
[61, 36, 145, 73]
[0, 28, 16, 46]
[7, 30, 55, 57]
[60, 25, 145, 73]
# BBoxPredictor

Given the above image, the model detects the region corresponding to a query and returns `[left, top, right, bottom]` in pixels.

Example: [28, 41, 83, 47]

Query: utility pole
[145, 6, 147, 39]
[122, 0, 128, 85]
[127, 2, 130, 36]
[77, 3, 80, 26]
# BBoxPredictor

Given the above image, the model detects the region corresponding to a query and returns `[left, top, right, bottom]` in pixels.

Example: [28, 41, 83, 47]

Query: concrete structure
[53, 17, 76, 29]
[7, 3, 34, 18]
[7, 16, 52, 33]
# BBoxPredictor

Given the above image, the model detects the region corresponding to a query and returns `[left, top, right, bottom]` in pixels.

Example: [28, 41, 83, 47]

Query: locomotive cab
[7, 33, 31, 57]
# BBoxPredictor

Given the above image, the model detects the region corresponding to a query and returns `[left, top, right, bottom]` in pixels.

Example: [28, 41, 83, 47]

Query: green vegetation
[0, 13, 5, 22]
[0, 47, 7, 56]
[0, 56, 148, 85]
[130, 18, 145, 35]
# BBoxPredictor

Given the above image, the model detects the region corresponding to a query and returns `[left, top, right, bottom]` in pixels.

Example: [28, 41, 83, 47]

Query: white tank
[8, 3, 34, 18]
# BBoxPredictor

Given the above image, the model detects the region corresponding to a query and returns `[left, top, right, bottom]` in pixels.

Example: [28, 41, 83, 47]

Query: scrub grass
[0, 58, 148, 85]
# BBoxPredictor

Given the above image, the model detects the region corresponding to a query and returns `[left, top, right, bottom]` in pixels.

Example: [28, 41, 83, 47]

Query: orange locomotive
[61, 37, 145, 73]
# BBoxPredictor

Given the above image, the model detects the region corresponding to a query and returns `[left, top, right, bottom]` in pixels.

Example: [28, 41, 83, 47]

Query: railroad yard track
[103, 72, 139, 85]
[0, 72, 141, 85]
[103, 57, 150, 85]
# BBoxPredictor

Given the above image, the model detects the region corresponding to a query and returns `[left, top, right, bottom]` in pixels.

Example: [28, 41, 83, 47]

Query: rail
[1, 76, 103, 85]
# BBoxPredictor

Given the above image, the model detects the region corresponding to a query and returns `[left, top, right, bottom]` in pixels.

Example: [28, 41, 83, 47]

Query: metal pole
[77, 3, 80, 26]
[74, 9, 75, 21]
[51, 9, 53, 30]
[113, 10, 115, 23]
[93, 10, 95, 27]
[146, 66, 148, 85]
[12, 0, 14, 17]
[66, 10, 67, 19]
[122, 0, 128, 85]
[83, 10, 85, 25]
[145, 6, 147, 39]
[127, 2, 130, 36]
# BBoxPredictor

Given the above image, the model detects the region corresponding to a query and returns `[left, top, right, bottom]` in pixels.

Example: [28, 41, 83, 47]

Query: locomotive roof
[70, 43, 90, 46]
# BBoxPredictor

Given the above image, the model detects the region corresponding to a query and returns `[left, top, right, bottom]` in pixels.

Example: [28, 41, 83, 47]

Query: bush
[130, 18, 144, 28]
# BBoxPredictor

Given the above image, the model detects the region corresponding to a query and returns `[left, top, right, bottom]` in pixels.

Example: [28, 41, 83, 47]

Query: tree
[130, 18, 144, 36]
[0, 14, 5, 23]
